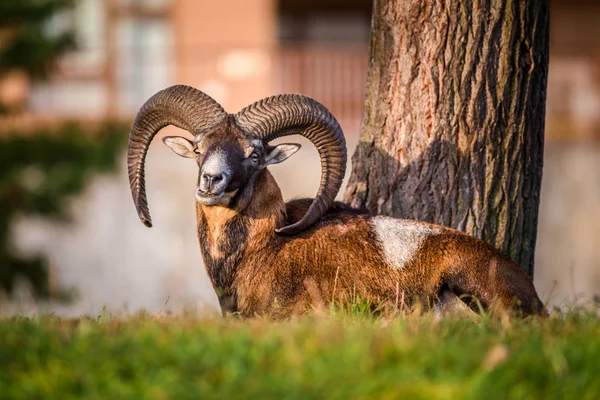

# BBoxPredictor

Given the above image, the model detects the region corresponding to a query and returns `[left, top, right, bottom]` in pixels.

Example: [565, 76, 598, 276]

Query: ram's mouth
[195, 190, 224, 206]
[195, 189, 239, 206]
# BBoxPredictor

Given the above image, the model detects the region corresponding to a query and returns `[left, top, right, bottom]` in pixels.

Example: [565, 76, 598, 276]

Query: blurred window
[275, 0, 371, 135]
[29, 0, 107, 117]
[116, 18, 174, 114]
[29, 0, 174, 118]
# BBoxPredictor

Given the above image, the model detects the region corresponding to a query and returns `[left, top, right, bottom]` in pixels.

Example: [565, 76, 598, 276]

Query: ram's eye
[250, 152, 260, 163]
[194, 148, 201, 155]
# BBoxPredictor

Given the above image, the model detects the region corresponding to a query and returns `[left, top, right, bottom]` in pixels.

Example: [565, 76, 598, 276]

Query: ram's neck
[195, 169, 286, 314]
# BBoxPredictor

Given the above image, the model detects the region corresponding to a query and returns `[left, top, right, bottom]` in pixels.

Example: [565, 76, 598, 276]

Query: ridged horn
[235, 95, 346, 236]
[128, 85, 226, 227]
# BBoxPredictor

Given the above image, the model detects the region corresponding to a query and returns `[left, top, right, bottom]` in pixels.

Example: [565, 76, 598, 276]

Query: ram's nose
[199, 171, 230, 193]
[202, 172, 223, 190]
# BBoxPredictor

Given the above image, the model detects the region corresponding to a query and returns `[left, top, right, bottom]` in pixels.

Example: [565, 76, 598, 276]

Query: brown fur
[195, 168, 545, 319]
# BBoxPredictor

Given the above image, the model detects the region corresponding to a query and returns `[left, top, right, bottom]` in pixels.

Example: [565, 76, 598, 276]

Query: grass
[0, 307, 599, 400]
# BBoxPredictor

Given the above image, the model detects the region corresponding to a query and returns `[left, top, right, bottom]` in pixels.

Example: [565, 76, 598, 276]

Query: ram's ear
[263, 143, 301, 166]
[162, 136, 196, 159]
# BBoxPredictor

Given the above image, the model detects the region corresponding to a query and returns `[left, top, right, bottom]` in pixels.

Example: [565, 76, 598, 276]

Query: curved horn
[128, 85, 226, 227]
[235, 95, 346, 236]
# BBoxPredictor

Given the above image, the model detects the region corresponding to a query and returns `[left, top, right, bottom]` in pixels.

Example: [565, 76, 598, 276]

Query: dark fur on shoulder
[285, 198, 369, 225]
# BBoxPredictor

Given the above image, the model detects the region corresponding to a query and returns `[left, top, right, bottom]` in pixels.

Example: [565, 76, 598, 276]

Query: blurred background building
[1, 0, 599, 314]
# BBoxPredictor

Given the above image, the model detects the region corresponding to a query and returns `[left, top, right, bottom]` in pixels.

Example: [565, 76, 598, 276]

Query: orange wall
[173, 0, 277, 112]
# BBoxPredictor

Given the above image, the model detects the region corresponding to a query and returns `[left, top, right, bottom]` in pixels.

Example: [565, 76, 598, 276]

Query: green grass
[0, 309, 599, 400]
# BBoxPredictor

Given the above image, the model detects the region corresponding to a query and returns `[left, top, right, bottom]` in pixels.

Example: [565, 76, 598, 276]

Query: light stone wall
[534, 142, 600, 307]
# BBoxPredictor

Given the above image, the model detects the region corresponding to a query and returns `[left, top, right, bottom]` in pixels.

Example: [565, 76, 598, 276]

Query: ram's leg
[416, 233, 545, 316]
[445, 255, 546, 316]
[433, 286, 477, 317]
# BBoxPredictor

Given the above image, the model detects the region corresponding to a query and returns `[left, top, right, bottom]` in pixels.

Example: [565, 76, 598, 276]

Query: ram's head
[127, 85, 347, 235]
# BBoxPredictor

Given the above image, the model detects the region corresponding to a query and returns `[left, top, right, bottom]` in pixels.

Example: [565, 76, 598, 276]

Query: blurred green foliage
[0, 122, 128, 297]
[0, 311, 598, 399]
[0, 0, 75, 79]
[0, 0, 75, 113]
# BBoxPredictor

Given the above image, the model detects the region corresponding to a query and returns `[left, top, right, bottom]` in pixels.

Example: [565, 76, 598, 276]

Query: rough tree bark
[344, 0, 549, 276]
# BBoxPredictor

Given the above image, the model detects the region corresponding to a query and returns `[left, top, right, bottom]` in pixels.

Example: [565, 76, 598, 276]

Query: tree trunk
[344, 0, 549, 276]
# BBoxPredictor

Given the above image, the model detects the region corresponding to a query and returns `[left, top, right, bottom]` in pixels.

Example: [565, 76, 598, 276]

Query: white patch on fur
[371, 216, 441, 270]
